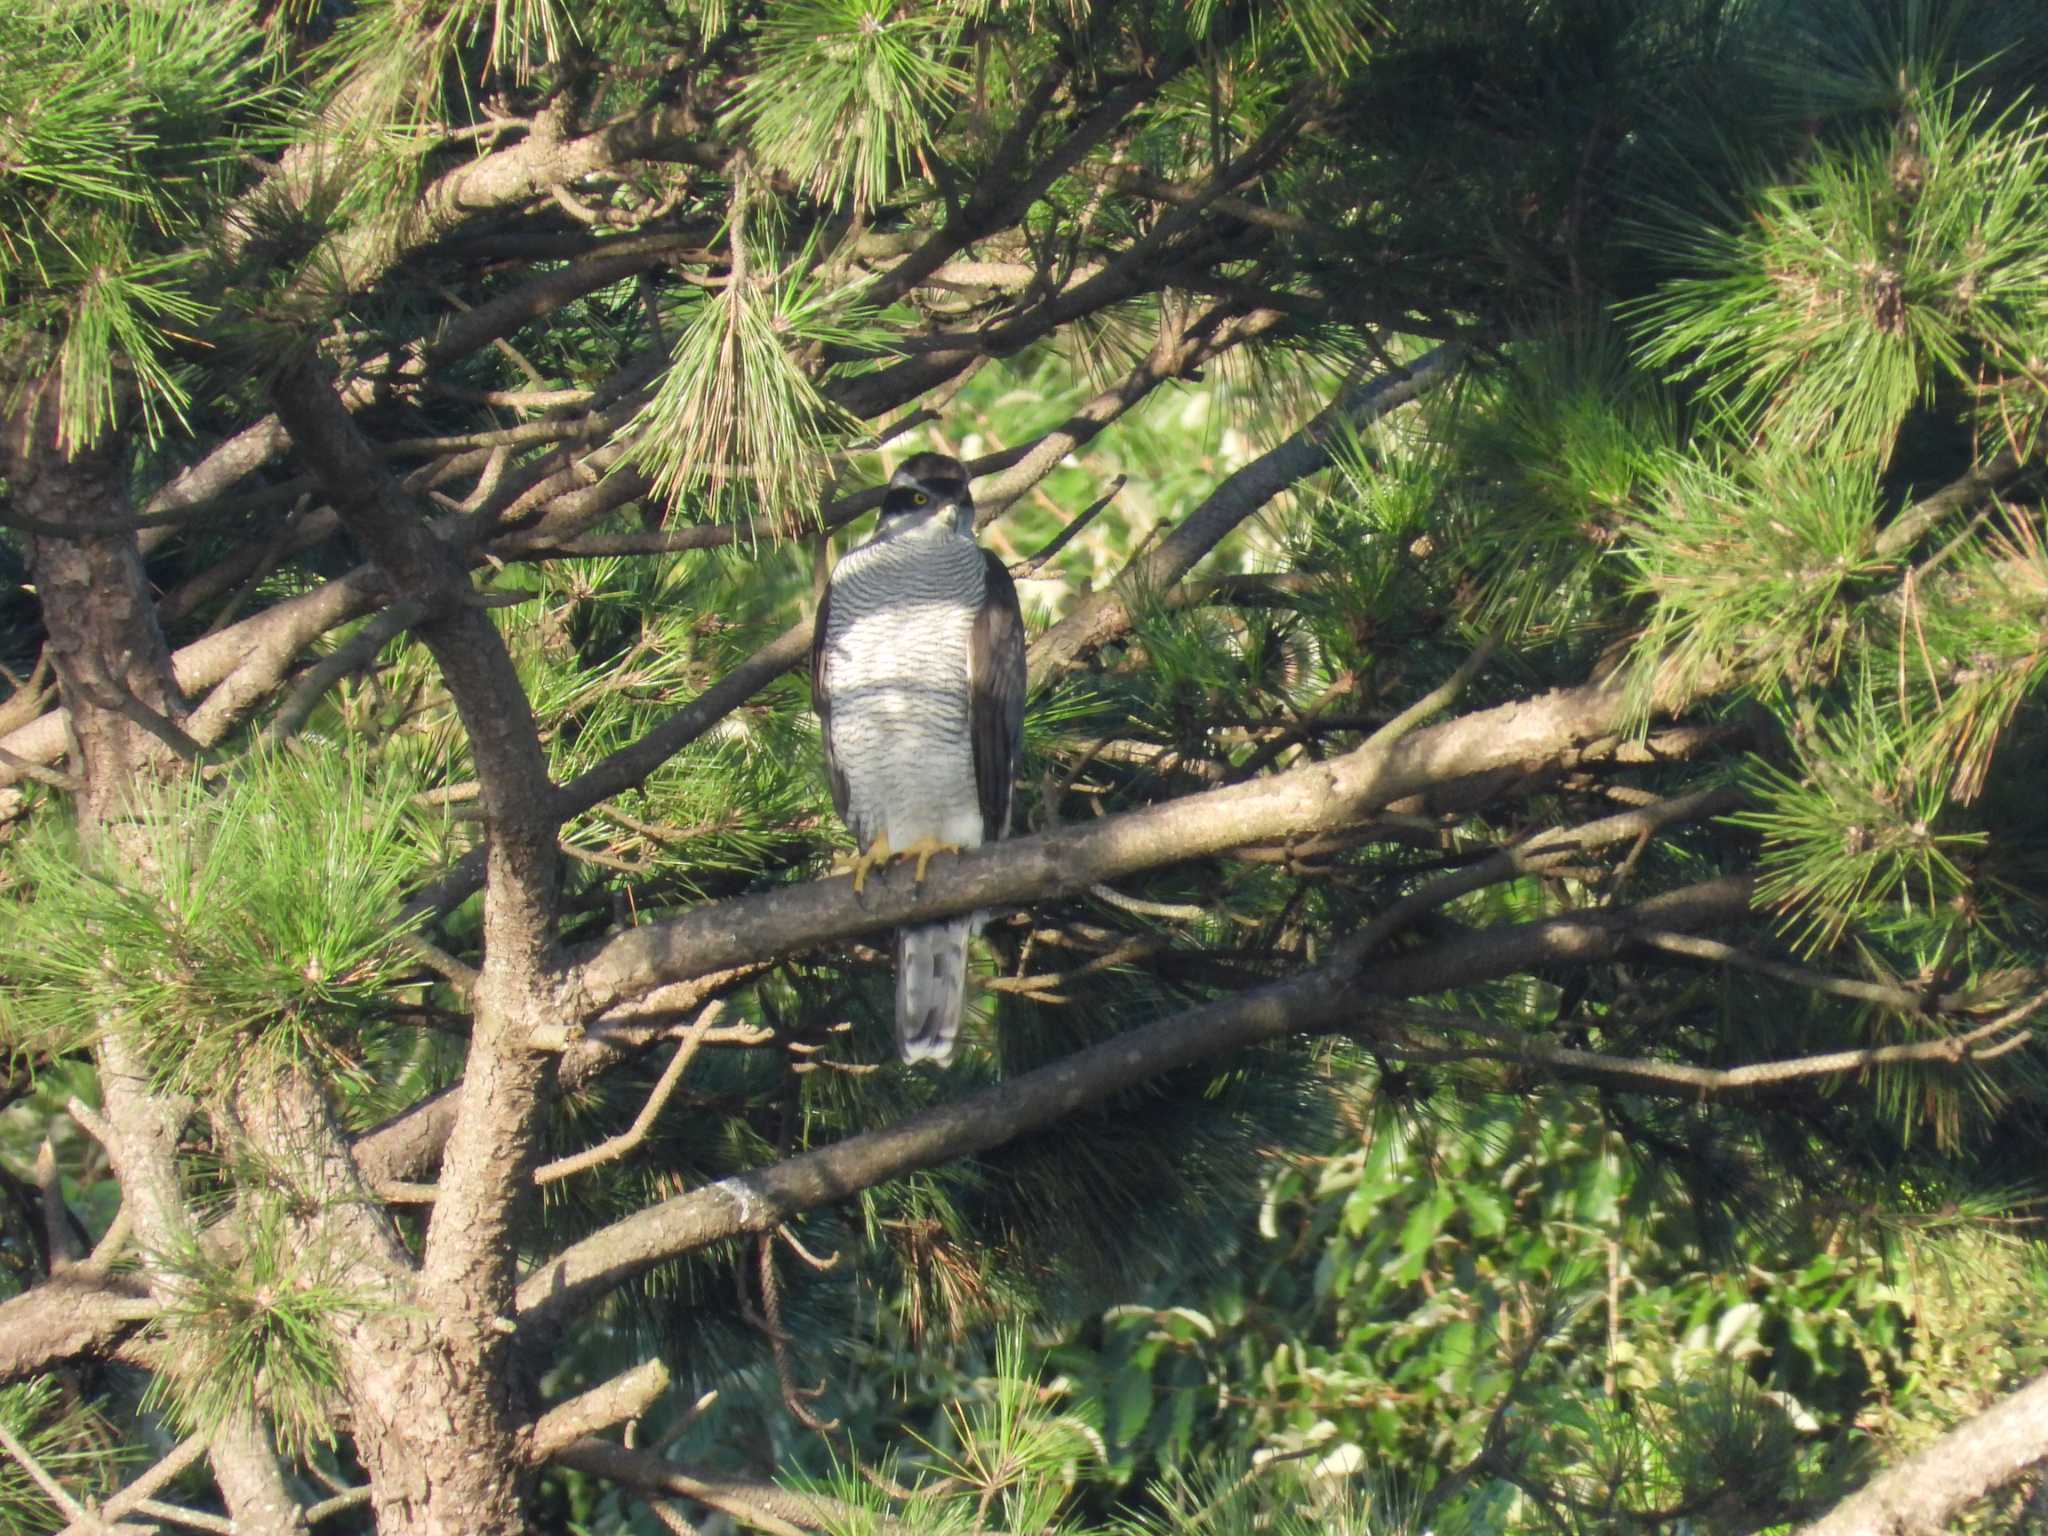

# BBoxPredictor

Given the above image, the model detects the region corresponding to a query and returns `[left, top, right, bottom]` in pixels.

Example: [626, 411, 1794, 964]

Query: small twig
[201, 495, 314, 639]
[85, 1203, 133, 1270]
[1086, 884, 1211, 923]
[396, 932, 480, 995]
[1231, 670, 1359, 781]
[415, 779, 481, 806]
[756, 1235, 839, 1433]
[1634, 930, 1980, 1015]
[425, 383, 595, 411]
[987, 937, 1160, 997]
[1358, 629, 1501, 754]
[562, 841, 657, 877]
[651, 1389, 719, 1454]
[536, 1003, 724, 1184]
[860, 1463, 948, 1503]
[56, 1434, 207, 1536]
[65, 1098, 118, 1152]
[550, 1440, 813, 1536]
[776, 1224, 841, 1272]
[1012, 474, 1127, 577]
[1336, 786, 1741, 967]
[1364, 989, 2048, 1101]
[432, 281, 547, 387]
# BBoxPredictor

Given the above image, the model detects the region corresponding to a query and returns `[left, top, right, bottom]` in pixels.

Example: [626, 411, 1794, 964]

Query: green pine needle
[141, 1212, 374, 1462]
[725, 1, 966, 209]
[0, 1380, 126, 1536]
[623, 241, 877, 526]
[1623, 452, 1887, 714]
[0, 744, 435, 1094]
[0, 0, 269, 447]
[1732, 680, 1986, 955]
[1631, 85, 2048, 466]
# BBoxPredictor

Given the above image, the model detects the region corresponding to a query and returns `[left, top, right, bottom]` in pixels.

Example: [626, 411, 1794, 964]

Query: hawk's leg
[842, 832, 895, 895]
[896, 835, 965, 884]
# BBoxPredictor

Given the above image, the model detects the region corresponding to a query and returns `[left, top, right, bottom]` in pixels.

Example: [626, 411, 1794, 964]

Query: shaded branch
[1635, 929, 1994, 1016]
[534, 1004, 723, 1185]
[519, 878, 1752, 1329]
[1361, 991, 2045, 1102]
[1028, 342, 1467, 685]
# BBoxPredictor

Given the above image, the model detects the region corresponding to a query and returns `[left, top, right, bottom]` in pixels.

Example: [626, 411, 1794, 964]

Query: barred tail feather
[896, 916, 975, 1066]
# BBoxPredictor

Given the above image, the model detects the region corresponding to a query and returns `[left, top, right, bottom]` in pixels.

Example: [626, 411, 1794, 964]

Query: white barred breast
[821, 518, 989, 856]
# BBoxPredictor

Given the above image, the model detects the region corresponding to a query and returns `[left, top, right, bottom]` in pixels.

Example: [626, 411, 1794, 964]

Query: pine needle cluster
[725, 1, 966, 210]
[0, 1380, 123, 1536]
[141, 1210, 367, 1461]
[0, 0, 271, 446]
[623, 237, 878, 527]
[0, 748, 431, 1095]
[1634, 86, 2048, 466]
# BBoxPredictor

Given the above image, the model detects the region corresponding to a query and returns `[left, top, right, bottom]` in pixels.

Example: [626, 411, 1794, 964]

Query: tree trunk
[230, 1028, 540, 1536]
[5, 378, 310, 1535]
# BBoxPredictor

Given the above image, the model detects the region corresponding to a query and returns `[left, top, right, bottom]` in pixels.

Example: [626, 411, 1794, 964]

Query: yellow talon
[898, 835, 965, 884]
[845, 832, 894, 894]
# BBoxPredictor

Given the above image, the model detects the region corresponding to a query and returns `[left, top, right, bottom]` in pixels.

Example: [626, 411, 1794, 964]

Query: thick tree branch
[287, 101, 726, 307]
[1796, 1366, 2048, 1536]
[562, 668, 1655, 1017]
[0, 1275, 155, 1385]
[0, 572, 383, 788]
[519, 878, 1753, 1329]
[527, 1360, 672, 1462]
[268, 354, 565, 1529]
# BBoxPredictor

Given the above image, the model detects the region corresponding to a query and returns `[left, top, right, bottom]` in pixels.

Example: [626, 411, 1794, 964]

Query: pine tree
[0, 2, 2045, 1533]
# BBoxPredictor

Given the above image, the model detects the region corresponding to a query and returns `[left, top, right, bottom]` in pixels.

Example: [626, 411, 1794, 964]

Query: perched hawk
[812, 452, 1027, 1065]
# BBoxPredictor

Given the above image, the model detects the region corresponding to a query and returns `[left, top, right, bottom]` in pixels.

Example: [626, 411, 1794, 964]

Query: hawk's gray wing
[970, 549, 1027, 841]
[810, 582, 851, 825]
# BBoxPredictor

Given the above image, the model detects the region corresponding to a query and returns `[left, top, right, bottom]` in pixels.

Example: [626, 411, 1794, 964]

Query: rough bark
[518, 876, 1758, 1329]
[1798, 1368, 2048, 1535]
[564, 668, 1652, 1015]
[3, 382, 187, 820]
[4, 377, 309, 1532]
[227, 1065, 493, 1536]
[267, 353, 566, 1535]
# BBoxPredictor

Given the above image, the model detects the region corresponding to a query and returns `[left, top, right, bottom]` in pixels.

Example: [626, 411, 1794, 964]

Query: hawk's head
[876, 452, 974, 539]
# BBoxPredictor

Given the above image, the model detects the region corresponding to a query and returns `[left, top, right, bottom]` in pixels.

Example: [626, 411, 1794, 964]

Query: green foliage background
[1, 0, 2047, 1533]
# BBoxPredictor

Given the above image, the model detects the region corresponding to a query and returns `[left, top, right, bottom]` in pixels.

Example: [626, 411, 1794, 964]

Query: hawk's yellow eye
[912, 491, 930, 505]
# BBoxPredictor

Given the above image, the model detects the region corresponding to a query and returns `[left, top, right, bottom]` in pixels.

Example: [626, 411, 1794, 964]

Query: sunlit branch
[525, 1359, 673, 1463]
[519, 876, 1754, 1327]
